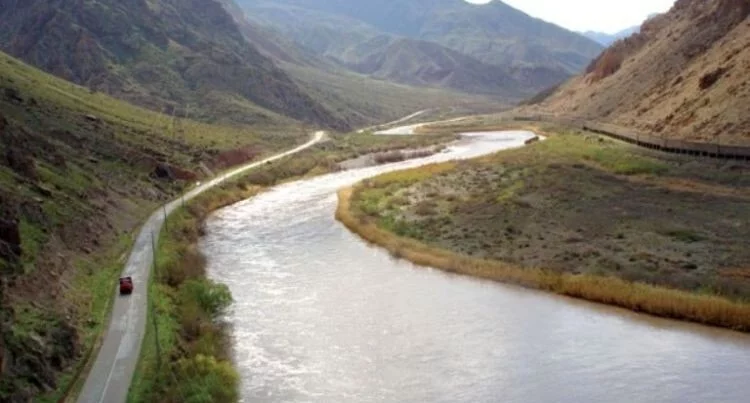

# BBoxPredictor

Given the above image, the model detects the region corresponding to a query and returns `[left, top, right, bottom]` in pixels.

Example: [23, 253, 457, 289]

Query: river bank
[202, 128, 750, 402]
[126, 131, 460, 402]
[337, 129, 750, 331]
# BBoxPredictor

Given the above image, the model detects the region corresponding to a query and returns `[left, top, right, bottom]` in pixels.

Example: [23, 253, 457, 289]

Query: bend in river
[201, 131, 750, 403]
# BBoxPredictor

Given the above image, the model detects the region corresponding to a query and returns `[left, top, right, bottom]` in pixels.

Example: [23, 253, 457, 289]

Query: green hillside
[0, 49, 305, 401]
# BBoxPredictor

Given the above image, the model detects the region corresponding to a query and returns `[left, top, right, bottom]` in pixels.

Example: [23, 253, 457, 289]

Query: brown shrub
[374, 151, 406, 164]
[699, 67, 728, 90]
[163, 245, 206, 287]
[337, 187, 750, 332]
[414, 201, 437, 216]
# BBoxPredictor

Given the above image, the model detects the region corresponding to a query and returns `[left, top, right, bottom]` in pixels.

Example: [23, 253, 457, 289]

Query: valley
[235, 0, 603, 96]
[0, 0, 748, 402]
[0, 49, 463, 403]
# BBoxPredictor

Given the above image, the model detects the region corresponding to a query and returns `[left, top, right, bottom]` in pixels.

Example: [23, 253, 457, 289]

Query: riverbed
[202, 131, 750, 403]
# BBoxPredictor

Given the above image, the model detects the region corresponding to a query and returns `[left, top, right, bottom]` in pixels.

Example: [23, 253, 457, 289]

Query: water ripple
[202, 131, 750, 403]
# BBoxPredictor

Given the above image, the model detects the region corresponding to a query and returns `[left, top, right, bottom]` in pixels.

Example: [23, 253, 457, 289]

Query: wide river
[202, 131, 750, 403]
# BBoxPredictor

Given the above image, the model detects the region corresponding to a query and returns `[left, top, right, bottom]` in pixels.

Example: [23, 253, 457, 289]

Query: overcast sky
[466, 0, 676, 33]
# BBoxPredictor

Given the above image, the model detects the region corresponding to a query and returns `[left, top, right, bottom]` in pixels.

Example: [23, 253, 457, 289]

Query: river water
[202, 131, 750, 403]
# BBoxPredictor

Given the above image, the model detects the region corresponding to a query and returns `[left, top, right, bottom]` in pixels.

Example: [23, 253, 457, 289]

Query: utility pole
[150, 231, 162, 369]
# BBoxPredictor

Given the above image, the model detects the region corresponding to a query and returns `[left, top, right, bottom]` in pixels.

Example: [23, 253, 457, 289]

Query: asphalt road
[76, 132, 325, 403]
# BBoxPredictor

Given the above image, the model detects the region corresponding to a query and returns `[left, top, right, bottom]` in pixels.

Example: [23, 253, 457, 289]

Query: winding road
[76, 131, 325, 403]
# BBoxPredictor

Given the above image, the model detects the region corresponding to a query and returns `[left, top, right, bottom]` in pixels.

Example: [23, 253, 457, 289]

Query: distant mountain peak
[236, 0, 603, 96]
[582, 13, 662, 46]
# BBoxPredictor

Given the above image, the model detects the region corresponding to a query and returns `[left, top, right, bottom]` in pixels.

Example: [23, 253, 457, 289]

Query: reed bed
[337, 187, 750, 332]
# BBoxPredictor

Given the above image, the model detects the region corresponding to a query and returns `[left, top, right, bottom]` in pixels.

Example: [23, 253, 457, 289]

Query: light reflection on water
[202, 131, 750, 403]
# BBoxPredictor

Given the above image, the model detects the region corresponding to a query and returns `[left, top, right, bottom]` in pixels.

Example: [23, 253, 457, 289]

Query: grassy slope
[282, 62, 506, 127]
[339, 128, 750, 331]
[0, 49, 306, 402]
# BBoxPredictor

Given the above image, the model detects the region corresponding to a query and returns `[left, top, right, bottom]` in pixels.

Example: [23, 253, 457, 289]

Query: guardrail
[509, 114, 750, 161]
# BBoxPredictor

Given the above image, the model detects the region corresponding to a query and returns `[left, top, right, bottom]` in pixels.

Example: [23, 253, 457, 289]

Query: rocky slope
[530, 0, 750, 145]
[237, 0, 602, 95]
[219, 0, 510, 125]
[0, 0, 348, 130]
[581, 14, 660, 46]
[342, 37, 523, 98]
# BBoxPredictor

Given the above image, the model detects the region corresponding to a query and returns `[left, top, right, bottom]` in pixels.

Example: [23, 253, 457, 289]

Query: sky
[465, 0, 676, 34]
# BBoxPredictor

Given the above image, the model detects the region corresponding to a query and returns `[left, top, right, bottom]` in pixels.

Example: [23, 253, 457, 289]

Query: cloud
[463, 0, 675, 33]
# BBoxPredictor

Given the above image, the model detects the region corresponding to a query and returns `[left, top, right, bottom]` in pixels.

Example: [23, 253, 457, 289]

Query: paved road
[76, 132, 325, 403]
[356, 109, 431, 133]
[374, 115, 471, 135]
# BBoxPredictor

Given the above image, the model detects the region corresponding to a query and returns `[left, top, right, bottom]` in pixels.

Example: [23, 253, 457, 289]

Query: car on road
[119, 276, 133, 295]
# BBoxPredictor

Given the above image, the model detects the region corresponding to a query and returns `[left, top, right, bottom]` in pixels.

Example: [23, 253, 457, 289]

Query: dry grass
[337, 187, 750, 332]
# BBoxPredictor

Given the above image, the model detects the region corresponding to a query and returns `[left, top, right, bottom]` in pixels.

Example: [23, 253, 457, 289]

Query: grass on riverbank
[128, 196, 243, 403]
[337, 131, 750, 331]
[126, 130, 459, 402]
[0, 48, 315, 402]
[338, 187, 750, 331]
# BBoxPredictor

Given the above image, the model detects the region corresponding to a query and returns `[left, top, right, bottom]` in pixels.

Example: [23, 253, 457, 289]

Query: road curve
[76, 131, 325, 403]
[357, 109, 432, 133]
[374, 115, 471, 135]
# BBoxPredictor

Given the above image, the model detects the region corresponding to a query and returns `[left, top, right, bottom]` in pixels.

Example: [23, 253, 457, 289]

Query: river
[202, 131, 750, 403]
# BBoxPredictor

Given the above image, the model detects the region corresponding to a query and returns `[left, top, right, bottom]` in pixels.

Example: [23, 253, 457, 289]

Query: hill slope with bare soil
[530, 0, 750, 145]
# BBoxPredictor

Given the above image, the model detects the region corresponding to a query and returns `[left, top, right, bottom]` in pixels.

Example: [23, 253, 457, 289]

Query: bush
[179, 280, 232, 320]
[171, 355, 239, 403]
[162, 245, 206, 287]
[414, 201, 437, 216]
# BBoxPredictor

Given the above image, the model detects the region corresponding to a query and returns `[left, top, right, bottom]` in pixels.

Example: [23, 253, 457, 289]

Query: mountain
[218, 0, 512, 122]
[0, 0, 348, 130]
[528, 0, 750, 145]
[582, 14, 660, 46]
[236, 0, 603, 94]
[582, 28, 638, 46]
[335, 37, 523, 97]
[217, 0, 334, 70]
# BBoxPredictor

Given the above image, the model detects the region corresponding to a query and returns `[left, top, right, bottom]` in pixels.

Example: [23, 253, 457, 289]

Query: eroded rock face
[0, 309, 79, 402]
[0, 218, 21, 261]
[5, 148, 38, 181]
[535, 0, 750, 144]
[0, 113, 7, 134]
[151, 163, 197, 181]
[0, 192, 21, 262]
[2, 87, 23, 104]
[211, 145, 261, 170]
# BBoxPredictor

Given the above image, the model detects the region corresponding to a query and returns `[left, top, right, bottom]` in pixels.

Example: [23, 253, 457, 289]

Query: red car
[119, 276, 134, 295]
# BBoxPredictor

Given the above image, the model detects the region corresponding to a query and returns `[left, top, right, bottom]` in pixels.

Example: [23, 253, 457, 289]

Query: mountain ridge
[0, 0, 349, 130]
[527, 0, 750, 145]
[582, 13, 660, 45]
[236, 0, 603, 95]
